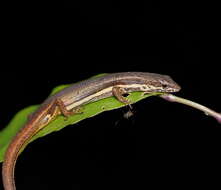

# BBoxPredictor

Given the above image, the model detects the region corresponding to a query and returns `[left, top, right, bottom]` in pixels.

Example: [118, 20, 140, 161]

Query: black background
[0, 1, 221, 190]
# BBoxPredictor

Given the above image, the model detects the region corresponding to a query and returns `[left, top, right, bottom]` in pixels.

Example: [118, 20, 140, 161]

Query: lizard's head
[151, 74, 181, 93]
[131, 72, 181, 93]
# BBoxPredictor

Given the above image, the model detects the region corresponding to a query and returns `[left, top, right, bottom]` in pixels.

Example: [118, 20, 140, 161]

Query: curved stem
[160, 94, 221, 124]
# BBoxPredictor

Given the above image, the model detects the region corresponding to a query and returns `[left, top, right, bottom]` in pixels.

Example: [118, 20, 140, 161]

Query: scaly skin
[2, 72, 181, 190]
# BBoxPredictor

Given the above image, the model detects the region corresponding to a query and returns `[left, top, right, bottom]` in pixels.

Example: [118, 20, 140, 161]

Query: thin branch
[160, 94, 221, 124]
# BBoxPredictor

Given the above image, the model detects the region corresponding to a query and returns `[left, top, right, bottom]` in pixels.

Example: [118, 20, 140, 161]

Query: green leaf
[0, 74, 162, 162]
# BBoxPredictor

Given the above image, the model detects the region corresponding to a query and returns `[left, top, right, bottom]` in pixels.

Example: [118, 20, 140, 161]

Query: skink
[2, 72, 181, 190]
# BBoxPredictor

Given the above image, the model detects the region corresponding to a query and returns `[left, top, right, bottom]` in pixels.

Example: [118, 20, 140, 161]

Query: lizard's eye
[162, 84, 167, 88]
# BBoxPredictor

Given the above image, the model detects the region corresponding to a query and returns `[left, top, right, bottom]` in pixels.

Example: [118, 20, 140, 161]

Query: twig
[160, 94, 221, 124]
